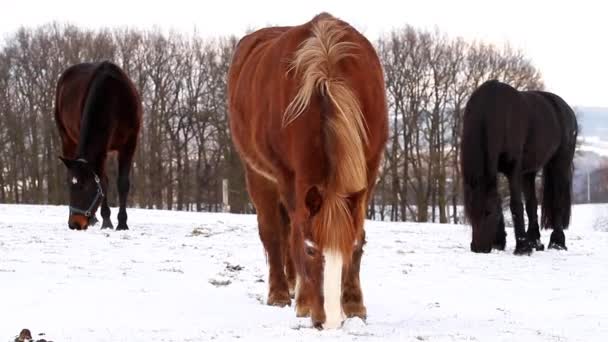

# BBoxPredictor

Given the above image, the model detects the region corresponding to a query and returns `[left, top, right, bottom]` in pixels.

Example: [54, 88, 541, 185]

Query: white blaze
[322, 249, 345, 329]
[294, 274, 301, 301]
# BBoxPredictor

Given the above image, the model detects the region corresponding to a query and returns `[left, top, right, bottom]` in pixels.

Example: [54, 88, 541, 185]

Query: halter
[69, 159, 104, 218]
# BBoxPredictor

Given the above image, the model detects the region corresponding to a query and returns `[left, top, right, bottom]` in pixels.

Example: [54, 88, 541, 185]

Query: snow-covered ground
[1, 204, 607, 342]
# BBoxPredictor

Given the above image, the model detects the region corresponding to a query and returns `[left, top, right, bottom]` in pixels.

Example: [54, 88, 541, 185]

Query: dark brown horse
[461, 80, 578, 255]
[55, 61, 142, 231]
[228, 13, 388, 328]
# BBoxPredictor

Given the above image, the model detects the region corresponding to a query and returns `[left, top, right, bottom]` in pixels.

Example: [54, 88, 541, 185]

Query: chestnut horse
[228, 13, 388, 328]
[55, 61, 142, 231]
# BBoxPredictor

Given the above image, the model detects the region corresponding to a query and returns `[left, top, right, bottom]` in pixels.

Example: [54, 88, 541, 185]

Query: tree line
[0, 23, 543, 222]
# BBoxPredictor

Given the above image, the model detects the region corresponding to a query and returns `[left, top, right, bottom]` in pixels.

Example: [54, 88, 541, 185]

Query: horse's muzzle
[68, 215, 89, 230]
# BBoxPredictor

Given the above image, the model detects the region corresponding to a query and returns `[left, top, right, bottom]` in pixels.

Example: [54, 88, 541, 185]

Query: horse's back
[465, 80, 569, 173]
[55, 61, 142, 153]
[55, 63, 98, 148]
[228, 14, 387, 186]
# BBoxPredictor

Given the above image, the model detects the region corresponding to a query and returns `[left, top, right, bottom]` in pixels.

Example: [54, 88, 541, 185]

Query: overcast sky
[1, 0, 606, 108]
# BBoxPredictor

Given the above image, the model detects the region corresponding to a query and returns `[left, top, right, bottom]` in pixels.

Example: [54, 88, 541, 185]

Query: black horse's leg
[116, 148, 134, 231]
[548, 228, 567, 250]
[492, 197, 506, 250]
[523, 172, 544, 251]
[100, 174, 113, 229]
[508, 173, 533, 255]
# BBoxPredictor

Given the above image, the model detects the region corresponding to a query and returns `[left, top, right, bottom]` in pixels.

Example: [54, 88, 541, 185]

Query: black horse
[461, 80, 578, 255]
[54, 61, 142, 231]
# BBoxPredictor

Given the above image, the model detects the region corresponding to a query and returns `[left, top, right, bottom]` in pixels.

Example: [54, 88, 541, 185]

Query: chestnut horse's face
[293, 224, 349, 329]
[291, 186, 359, 329]
[59, 157, 104, 230]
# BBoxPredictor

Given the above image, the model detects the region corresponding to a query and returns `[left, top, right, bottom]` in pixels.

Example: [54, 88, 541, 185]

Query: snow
[1, 203, 607, 341]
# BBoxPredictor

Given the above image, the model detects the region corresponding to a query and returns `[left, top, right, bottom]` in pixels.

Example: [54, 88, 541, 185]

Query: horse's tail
[461, 82, 498, 250]
[540, 93, 578, 230]
[284, 14, 368, 258]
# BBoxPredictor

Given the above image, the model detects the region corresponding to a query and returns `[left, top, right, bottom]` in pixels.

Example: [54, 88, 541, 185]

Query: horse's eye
[304, 239, 317, 256]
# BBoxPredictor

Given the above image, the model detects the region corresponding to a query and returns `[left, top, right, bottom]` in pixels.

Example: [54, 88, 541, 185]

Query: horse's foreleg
[492, 198, 507, 250]
[341, 230, 367, 320]
[100, 174, 113, 229]
[246, 168, 291, 307]
[509, 173, 533, 255]
[523, 172, 544, 251]
[116, 147, 134, 231]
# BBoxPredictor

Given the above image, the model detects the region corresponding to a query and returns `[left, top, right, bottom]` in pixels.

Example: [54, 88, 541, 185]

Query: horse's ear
[305, 185, 323, 217]
[58, 156, 74, 169]
[346, 188, 366, 213]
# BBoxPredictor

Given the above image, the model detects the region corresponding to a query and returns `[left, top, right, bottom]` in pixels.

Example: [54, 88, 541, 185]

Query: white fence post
[222, 179, 230, 212]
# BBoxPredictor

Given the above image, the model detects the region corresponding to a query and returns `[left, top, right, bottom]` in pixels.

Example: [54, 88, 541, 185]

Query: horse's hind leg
[523, 172, 544, 251]
[508, 172, 533, 255]
[116, 144, 135, 231]
[245, 167, 291, 307]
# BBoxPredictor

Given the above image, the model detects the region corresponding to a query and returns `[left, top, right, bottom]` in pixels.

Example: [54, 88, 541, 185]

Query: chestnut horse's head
[291, 185, 366, 329]
[59, 157, 104, 230]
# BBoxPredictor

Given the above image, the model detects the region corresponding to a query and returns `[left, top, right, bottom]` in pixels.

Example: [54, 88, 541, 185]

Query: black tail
[461, 84, 498, 250]
[540, 93, 578, 230]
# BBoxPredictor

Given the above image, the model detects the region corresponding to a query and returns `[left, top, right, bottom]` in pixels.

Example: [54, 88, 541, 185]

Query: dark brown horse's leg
[492, 198, 507, 250]
[342, 230, 367, 320]
[523, 172, 544, 251]
[245, 167, 291, 307]
[116, 146, 134, 231]
[508, 172, 533, 255]
[100, 174, 113, 229]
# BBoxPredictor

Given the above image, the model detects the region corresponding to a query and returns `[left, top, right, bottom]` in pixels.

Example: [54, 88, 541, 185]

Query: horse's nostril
[69, 221, 80, 230]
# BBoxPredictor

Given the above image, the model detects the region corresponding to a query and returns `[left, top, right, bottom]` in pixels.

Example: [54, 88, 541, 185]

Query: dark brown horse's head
[59, 157, 104, 230]
[469, 187, 500, 253]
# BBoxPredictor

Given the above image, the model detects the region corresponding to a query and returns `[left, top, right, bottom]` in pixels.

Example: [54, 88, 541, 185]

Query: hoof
[471, 242, 492, 253]
[116, 224, 129, 231]
[101, 220, 114, 229]
[548, 241, 568, 251]
[530, 239, 545, 251]
[549, 230, 567, 251]
[295, 303, 311, 317]
[492, 241, 506, 251]
[267, 291, 291, 307]
[514, 238, 533, 255]
[343, 301, 367, 320]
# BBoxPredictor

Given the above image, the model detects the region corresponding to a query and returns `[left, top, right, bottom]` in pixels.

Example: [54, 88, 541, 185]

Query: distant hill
[575, 106, 608, 139]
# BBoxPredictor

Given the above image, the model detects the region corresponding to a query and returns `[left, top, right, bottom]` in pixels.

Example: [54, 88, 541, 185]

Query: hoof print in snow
[189, 227, 212, 237]
[225, 263, 243, 272]
[159, 267, 184, 274]
[209, 278, 232, 287]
